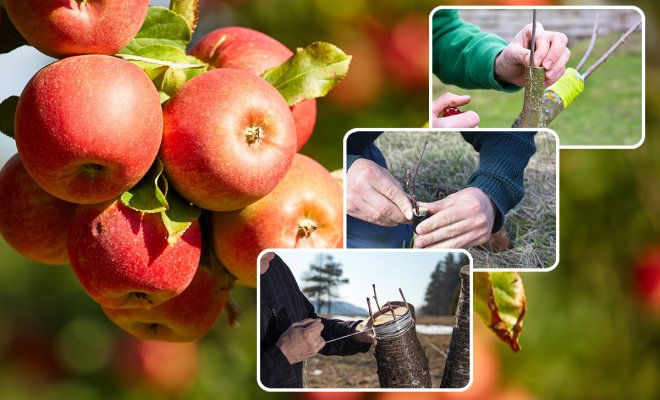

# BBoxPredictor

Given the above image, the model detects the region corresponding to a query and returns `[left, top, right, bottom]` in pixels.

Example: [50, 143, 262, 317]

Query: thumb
[417, 199, 451, 215]
[506, 44, 532, 67]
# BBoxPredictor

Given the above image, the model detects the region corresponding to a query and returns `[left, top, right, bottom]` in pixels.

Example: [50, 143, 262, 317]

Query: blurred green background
[1, 0, 659, 399]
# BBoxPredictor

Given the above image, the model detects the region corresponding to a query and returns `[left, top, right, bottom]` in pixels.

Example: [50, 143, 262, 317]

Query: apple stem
[244, 126, 264, 145]
[296, 219, 318, 239]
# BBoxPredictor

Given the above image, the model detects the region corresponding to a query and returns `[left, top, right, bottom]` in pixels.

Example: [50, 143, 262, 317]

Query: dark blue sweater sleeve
[460, 131, 536, 232]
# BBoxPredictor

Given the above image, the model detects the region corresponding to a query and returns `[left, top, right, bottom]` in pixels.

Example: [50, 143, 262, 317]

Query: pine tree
[302, 253, 349, 314]
[421, 252, 469, 315]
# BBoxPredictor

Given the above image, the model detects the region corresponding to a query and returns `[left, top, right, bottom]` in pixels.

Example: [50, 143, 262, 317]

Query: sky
[273, 250, 468, 311]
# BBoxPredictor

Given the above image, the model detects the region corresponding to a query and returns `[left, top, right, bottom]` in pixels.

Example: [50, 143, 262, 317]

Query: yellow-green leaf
[474, 271, 526, 352]
[261, 42, 351, 106]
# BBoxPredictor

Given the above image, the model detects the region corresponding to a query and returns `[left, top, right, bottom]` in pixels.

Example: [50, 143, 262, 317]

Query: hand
[495, 23, 570, 87]
[347, 158, 414, 227]
[413, 187, 496, 249]
[354, 319, 377, 346]
[276, 318, 324, 364]
[431, 92, 480, 128]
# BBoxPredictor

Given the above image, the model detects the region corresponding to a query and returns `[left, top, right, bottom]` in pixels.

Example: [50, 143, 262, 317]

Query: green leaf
[261, 42, 351, 106]
[161, 188, 201, 244]
[158, 91, 171, 104]
[474, 272, 526, 352]
[0, 95, 18, 139]
[117, 45, 207, 77]
[120, 159, 169, 213]
[169, 0, 199, 33]
[116, 45, 207, 98]
[0, 7, 28, 54]
[117, 7, 191, 55]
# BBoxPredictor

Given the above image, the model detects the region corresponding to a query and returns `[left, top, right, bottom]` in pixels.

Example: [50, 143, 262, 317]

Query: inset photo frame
[429, 6, 644, 149]
[344, 129, 559, 271]
[257, 249, 473, 391]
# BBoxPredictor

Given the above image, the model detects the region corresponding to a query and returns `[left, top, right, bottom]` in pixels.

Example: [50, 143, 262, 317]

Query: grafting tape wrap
[545, 68, 584, 108]
[373, 302, 432, 388]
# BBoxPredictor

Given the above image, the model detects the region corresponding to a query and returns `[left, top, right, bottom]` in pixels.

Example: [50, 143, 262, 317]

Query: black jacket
[259, 255, 370, 388]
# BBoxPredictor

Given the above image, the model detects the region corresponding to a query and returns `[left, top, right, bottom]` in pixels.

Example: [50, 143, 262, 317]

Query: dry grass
[376, 130, 557, 269]
[303, 315, 454, 389]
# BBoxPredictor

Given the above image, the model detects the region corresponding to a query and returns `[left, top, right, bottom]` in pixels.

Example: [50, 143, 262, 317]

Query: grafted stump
[373, 302, 432, 388]
[440, 265, 470, 388]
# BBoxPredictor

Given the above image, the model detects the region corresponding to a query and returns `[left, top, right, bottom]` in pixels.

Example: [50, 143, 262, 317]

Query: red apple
[160, 68, 296, 211]
[15, 55, 163, 204]
[0, 154, 77, 265]
[634, 245, 660, 313]
[213, 154, 343, 287]
[4, 0, 149, 58]
[113, 335, 199, 395]
[191, 26, 317, 150]
[103, 261, 231, 342]
[67, 201, 201, 309]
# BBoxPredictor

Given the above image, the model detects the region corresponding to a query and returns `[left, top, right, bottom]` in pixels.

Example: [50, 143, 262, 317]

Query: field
[432, 32, 643, 146]
[303, 315, 455, 389]
[377, 130, 557, 269]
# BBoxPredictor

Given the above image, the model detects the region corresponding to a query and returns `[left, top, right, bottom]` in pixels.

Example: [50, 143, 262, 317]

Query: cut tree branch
[576, 13, 599, 72]
[583, 19, 641, 80]
[530, 10, 537, 66]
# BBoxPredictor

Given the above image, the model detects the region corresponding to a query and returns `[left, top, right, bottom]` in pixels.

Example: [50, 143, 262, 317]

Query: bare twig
[405, 140, 429, 215]
[367, 297, 374, 321]
[583, 20, 641, 79]
[576, 13, 599, 72]
[399, 288, 410, 311]
[530, 10, 537, 66]
[372, 284, 381, 310]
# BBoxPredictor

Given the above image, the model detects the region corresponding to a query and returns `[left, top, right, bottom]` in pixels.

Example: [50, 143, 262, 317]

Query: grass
[432, 32, 643, 146]
[376, 130, 557, 269]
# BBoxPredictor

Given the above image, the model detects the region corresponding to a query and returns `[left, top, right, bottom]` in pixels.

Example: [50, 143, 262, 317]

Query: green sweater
[432, 9, 519, 92]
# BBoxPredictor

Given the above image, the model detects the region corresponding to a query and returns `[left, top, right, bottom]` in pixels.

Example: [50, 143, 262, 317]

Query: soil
[303, 315, 455, 389]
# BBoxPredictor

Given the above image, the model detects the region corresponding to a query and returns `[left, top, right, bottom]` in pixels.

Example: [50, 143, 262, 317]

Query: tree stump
[373, 302, 432, 388]
[440, 265, 470, 388]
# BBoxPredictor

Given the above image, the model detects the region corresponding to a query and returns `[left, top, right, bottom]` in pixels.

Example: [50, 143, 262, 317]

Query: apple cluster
[0, 1, 343, 342]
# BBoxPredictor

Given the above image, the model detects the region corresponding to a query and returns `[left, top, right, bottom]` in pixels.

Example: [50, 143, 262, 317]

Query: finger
[531, 24, 549, 67]
[435, 111, 480, 129]
[546, 48, 571, 85]
[421, 232, 474, 249]
[294, 318, 320, 328]
[417, 200, 449, 215]
[413, 220, 472, 248]
[362, 195, 405, 226]
[541, 31, 568, 72]
[431, 93, 472, 115]
[372, 178, 413, 222]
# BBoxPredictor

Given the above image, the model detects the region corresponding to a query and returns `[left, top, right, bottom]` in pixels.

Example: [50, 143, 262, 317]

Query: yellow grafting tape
[545, 67, 584, 108]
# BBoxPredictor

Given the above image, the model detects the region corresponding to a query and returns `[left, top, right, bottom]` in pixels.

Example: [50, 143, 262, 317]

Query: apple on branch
[0, 154, 77, 265]
[14, 55, 163, 205]
[191, 26, 317, 151]
[160, 67, 297, 212]
[67, 201, 201, 309]
[4, 0, 150, 58]
[103, 259, 232, 342]
[213, 154, 343, 287]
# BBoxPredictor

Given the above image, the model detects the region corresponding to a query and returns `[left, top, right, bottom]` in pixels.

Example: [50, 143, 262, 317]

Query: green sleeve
[432, 9, 519, 92]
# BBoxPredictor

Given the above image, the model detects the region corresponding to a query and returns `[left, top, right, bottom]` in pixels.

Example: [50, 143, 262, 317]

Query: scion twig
[583, 20, 641, 80]
[576, 14, 599, 72]
[405, 140, 428, 215]
[530, 10, 537, 66]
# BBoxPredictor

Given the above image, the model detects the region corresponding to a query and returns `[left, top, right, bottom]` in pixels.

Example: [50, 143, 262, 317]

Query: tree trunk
[440, 265, 470, 389]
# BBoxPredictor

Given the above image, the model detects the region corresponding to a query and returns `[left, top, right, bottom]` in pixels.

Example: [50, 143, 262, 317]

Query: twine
[545, 68, 584, 108]
[373, 307, 415, 339]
